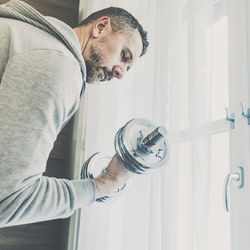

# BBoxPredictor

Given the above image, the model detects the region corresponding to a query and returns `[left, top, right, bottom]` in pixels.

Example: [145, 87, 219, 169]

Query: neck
[73, 25, 92, 54]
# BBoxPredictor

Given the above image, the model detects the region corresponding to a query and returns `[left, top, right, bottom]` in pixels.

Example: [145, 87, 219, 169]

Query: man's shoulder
[0, 17, 75, 60]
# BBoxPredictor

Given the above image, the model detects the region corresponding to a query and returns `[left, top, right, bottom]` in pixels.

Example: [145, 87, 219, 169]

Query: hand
[93, 155, 134, 199]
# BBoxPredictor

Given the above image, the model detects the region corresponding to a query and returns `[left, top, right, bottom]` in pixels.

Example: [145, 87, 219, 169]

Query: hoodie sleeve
[0, 49, 95, 227]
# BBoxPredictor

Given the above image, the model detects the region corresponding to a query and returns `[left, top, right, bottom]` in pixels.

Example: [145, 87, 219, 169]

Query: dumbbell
[81, 118, 169, 202]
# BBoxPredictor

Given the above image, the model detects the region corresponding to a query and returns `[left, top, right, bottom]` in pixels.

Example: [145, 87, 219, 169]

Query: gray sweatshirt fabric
[0, 0, 96, 227]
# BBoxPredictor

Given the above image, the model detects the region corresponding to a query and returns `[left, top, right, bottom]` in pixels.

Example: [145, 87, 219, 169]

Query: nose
[113, 65, 126, 79]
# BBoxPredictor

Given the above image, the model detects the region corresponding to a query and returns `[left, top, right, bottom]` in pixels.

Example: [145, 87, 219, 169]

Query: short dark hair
[79, 7, 149, 57]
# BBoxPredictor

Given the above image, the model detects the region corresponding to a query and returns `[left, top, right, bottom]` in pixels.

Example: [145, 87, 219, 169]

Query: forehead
[118, 29, 143, 60]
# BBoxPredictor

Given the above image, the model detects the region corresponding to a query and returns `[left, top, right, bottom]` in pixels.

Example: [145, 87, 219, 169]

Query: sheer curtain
[77, 0, 226, 250]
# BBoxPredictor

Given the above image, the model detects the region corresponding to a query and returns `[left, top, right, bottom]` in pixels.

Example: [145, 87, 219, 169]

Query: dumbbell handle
[141, 126, 167, 146]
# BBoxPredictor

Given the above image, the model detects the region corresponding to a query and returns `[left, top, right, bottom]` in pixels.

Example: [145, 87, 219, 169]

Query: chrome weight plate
[114, 119, 169, 175]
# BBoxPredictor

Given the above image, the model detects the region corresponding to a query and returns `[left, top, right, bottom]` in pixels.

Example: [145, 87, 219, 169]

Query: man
[0, 0, 148, 227]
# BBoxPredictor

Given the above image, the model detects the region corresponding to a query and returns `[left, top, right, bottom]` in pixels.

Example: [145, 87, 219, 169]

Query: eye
[121, 50, 128, 62]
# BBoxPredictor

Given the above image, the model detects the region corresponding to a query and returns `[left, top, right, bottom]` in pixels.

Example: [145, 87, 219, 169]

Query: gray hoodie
[0, 0, 95, 227]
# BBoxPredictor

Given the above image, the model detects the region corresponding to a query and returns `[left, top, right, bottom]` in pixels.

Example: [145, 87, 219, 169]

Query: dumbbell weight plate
[114, 119, 169, 174]
[81, 152, 128, 202]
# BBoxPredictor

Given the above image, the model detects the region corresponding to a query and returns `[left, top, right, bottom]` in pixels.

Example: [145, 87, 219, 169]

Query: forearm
[0, 175, 95, 228]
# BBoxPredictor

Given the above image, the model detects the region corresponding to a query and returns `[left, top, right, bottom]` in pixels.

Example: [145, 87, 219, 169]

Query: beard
[85, 61, 100, 84]
[85, 45, 102, 84]
[85, 45, 113, 84]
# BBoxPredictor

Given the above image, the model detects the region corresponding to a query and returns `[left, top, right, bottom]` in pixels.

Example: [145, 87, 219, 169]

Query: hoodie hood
[0, 0, 86, 90]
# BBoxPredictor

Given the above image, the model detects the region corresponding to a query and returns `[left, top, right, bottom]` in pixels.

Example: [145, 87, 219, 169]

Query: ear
[92, 16, 111, 38]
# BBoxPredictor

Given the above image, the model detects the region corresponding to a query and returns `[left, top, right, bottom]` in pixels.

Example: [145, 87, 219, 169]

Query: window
[68, 1, 250, 250]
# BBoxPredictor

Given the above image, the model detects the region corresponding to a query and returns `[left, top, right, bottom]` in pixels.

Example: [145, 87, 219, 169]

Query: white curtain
[77, 0, 228, 250]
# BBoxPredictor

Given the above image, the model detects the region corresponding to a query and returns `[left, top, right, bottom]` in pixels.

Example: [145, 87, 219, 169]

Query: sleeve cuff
[71, 179, 96, 208]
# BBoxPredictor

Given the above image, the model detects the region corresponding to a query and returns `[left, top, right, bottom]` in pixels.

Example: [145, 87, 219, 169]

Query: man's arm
[0, 49, 95, 227]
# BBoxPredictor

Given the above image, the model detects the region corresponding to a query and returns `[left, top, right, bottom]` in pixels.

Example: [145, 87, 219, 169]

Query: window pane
[179, 20, 189, 130]
[178, 141, 192, 250]
[207, 132, 230, 250]
[207, 16, 229, 121]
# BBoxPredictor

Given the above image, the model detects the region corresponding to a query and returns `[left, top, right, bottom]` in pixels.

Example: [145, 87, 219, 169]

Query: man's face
[84, 29, 143, 84]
